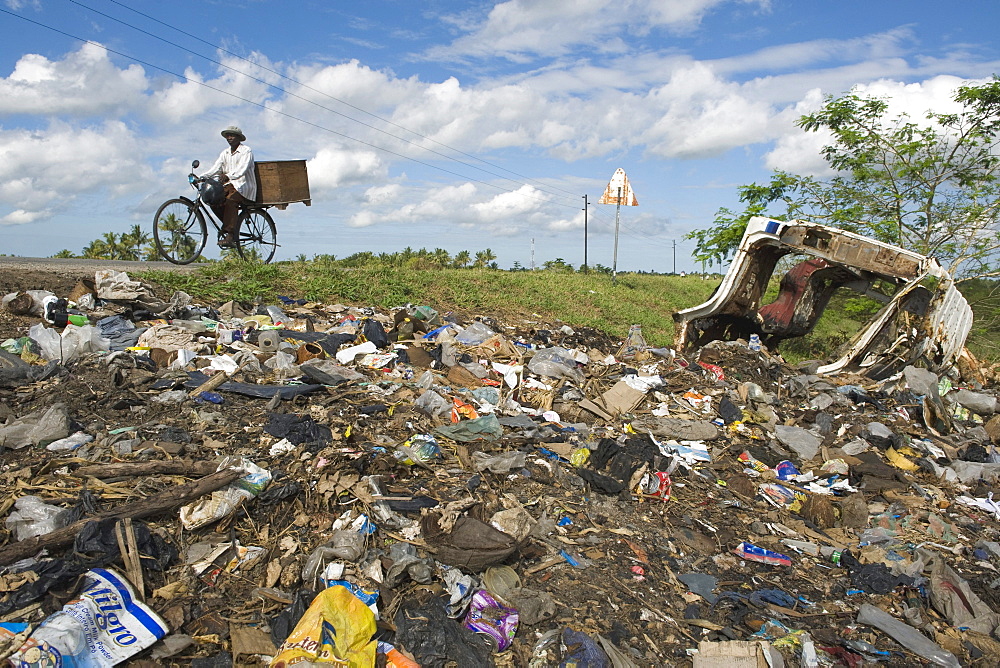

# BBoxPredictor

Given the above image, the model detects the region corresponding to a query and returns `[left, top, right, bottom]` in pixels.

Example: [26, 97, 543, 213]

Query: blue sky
[1, 0, 998, 271]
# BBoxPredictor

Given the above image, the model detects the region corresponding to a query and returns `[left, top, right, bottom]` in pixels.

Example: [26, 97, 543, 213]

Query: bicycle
[152, 159, 277, 264]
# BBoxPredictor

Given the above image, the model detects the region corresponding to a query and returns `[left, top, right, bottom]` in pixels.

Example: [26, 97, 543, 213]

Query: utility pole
[582, 194, 589, 273]
[530, 238, 535, 270]
[612, 186, 621, 285]
[672, 239, 676, 274]
[598, 168, 638, 286]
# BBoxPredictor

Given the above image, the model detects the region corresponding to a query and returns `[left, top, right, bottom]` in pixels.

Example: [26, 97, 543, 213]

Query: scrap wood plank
[72, 460, 220, 479]
[0, 468, 241, 567]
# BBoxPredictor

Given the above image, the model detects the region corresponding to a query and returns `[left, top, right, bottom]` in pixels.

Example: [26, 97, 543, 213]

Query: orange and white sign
[598, 168, 638, 206]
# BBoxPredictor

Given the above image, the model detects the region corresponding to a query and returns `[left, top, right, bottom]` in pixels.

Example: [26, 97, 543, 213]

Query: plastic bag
[472, 450, 526, 473]
[179, 459, 272, 530]
[270, 585, 377, 667]
[5, 496, 71, 540]
[527, 346, 585, 384]
[264, 350, 301, 380]
[27, 322, 62, 361]
[394, 434, 442, 467]
[7, 568, 168, 668]
[301, 532, 367, 587]
[28, 323, 110, 363]
[415, 390, 451, 418]
[0, 403, 72, 450]
[455, 321, 496, 345]
[856, 603, 960, 668]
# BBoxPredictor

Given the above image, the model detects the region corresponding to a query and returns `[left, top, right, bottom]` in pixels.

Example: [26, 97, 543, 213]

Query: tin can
[830, 550, 842, 566]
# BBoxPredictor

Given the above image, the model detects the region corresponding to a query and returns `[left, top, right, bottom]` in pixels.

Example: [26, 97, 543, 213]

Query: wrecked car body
[674, 216, 973, 377]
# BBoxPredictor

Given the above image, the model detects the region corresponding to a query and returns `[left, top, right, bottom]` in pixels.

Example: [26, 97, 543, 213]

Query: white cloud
[5, 0, 41, 10]
[346, 181, 568, 239]
[471, 185, 545, 222]
[0, 208, 49, 225]
[709, 27, 916, 77]
[763, 75, 986, 175]
[363, 184, 401, 204]
[0, 121, 153, 225]
[146, 51, 280, 124]
[307, 146, 385, 190]
[0, 43, 148, 115]
[430, 0, 769, 61]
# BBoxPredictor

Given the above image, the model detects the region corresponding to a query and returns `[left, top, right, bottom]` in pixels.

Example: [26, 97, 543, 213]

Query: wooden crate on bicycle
[254, 160, 311, 210]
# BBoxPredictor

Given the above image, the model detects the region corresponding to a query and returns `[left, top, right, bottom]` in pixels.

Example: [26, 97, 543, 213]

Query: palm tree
[120, 224, 151, 261]
[474, 248, 496, 268]
[82, 238, 109, 259]
[155, 213, 198, 260]
[453, 250, 471, 268]
[51, 249, 77, 258]
[432, 248, 451, 268]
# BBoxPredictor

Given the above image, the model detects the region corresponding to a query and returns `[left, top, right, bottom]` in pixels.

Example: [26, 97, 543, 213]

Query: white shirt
[202, 144, 257, 200]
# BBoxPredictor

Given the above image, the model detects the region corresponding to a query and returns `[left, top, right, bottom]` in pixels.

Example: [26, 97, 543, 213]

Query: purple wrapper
[463, 589, 518, 651]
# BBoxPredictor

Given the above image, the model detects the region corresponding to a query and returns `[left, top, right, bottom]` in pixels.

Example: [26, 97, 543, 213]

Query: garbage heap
[1, 270, 1000, 667]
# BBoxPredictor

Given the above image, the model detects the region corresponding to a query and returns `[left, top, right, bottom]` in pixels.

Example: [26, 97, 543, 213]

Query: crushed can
[637, 471, 671, 500]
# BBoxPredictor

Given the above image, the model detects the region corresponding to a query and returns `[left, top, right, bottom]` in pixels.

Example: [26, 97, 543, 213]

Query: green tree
[431, 248, 451, 268]
[119, 224, 152, 261]
[51, 249, 77, 258]
[690, 78, 1000, 278]
[153, 213, 200, 261]
[82, 238, 109, 259]
[542, 258, 574, 271]
[474, 248, 496, 268]
[453, 250, 471, 268]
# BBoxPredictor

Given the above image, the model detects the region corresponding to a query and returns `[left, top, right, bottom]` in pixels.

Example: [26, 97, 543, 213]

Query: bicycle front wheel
[236, 208, 277, 263]
[153, 199, 207, 264]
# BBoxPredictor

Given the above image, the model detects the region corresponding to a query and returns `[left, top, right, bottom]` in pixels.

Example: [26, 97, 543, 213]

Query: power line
[84, 0, 584, 203]
[586, 207, 681, 250]
[1, 7, 582, 212]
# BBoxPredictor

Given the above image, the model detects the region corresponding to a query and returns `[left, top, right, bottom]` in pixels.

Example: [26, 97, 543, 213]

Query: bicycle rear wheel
[236, 208, 277, 263]
[153, 199, 207, 264]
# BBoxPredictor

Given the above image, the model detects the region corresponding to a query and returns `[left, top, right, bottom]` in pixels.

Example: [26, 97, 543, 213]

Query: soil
[1, 266, 998, 667]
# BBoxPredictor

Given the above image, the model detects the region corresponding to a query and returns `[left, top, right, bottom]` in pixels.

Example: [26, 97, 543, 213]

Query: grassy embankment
[138, 258, 1000, 365]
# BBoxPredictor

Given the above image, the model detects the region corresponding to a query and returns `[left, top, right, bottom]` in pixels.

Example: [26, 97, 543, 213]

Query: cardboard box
[255, 160, 311, 208]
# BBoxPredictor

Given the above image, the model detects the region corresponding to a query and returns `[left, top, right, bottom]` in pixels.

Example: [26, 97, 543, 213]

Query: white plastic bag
[5, 495, 71, 540]
[0, 403, 72, 450]
[28, 323, 110, 363]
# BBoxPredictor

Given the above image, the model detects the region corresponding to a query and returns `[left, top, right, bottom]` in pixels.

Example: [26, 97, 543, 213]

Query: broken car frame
[674, 216, 974, 378]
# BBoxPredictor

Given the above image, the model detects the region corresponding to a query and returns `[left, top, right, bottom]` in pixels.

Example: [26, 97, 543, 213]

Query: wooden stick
[115, 518, 145, 602]
[187, 360, 251, 398]
[0, 468, 241, 567]
[73, 460, 220, 479]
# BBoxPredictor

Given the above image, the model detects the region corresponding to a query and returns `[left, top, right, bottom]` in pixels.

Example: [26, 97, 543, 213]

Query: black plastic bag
[270, 588, 315, 647]
[393, 596, 493, 667]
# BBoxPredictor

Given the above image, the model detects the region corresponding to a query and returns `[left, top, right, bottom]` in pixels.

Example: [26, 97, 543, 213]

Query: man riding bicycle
[200, 125, 256, 248]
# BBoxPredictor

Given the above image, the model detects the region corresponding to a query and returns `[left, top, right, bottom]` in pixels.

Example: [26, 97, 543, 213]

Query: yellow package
[270, 585, 377, 668]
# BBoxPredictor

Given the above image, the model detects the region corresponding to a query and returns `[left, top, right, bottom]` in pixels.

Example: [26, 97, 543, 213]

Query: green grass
[138, 260, 717, 348]
[136, 258, 1000, 363]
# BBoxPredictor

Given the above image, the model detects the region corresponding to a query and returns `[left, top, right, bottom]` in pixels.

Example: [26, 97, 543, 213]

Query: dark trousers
[212, 184, 250, 237]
